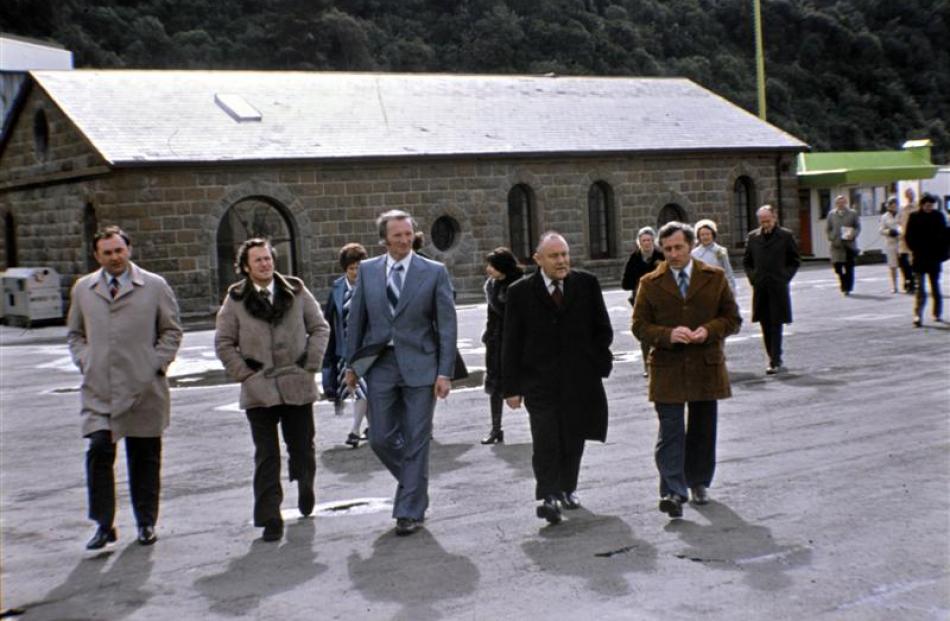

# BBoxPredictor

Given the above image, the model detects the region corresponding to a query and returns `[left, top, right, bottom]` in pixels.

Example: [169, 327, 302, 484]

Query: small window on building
[507, 184, 536, 263]
[3, 212, 17, 268]
[818, 189, 832, 219]
[214, 94, 262, 123]
[732, 176, 755, 246]
[657, 203, 686, 229]
[430, 216, 460, 251]
[587, 181, 616, 260]
[216, 198, 296, 301]
[33, 109, 49, 161]
[83, 203, 99, 271]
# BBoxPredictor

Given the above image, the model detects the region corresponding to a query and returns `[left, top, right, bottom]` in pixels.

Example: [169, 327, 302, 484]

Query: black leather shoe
[137, 525, 157, 546]
[345, 432, 361, 448]
[298, 481, 315, 517]
[690, 485, 709, 505]
[536, 496, 562, 524]
[261, 520, 283, 542]
[86, 526, 117, 550]
[560, 491, 581, 510]
[395, 517, 422, 536]
[658, 495, 684, 518]
[480, 429, 504, 444]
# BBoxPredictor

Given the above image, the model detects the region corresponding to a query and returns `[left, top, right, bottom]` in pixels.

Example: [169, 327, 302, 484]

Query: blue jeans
[654, 401, 718, 499]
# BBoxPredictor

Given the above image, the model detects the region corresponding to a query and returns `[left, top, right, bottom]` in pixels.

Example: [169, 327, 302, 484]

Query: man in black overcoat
[742, 205, 801, 375]
[502, 232, 613, 524]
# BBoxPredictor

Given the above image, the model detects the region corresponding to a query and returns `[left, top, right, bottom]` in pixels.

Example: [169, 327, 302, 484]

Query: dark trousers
[833, 258, 855, 293]
[899, 253, 916, 291]
[86, 430, 162, 528]
[489, 392, 503, 431]
[914, 269, 943, 320]
[760, 322, 784, 367]
[246, 404, 315, 527]
[654, 401, 717, 499]
[525, 396, 585, 501]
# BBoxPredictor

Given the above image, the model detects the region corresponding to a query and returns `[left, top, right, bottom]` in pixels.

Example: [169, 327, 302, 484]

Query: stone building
[0, 71, 806, 319]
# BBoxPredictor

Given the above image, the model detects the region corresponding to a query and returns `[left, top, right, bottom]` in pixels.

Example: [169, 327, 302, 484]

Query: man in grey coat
[826, 195, 862, 295]
[215, 238, 330, 542]
[67, 226, 182, 550]
[345, 210, 457, 536]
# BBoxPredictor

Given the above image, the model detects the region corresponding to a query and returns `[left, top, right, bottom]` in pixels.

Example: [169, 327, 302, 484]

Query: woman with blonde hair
[692, 219, 736, 294]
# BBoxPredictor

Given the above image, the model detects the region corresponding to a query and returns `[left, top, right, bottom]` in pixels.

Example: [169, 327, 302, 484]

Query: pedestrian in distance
[691, 218, 737, 294]
[632, 221, 741, 519]
[898, 187, 918, 294]
[322, 242, 370, 448]
[826, 195, 861, 296]
[66, 225, 183, 550]
[480, 247, 524, 445]
[742, 205, 801, 375]
[904, 192, 949, 327]
[879, 196, 901, 294]
[621, 226, 664, 377]
[502, 232, 613, 525]
[344, 210, 457, 537]
[214, 238, 330, 542]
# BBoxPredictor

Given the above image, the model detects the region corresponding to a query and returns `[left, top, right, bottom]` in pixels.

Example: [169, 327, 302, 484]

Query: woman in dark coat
[480, 247, 524, 444]
[621, 226, 664, 376]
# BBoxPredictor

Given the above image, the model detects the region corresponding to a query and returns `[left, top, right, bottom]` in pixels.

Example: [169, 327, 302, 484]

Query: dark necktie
[551, 280, 563, 307]
[678, 270, 689, 298]
[342, 285, 353, 339]
[259, 287, 272, 306]
[109, 277, 119, 299]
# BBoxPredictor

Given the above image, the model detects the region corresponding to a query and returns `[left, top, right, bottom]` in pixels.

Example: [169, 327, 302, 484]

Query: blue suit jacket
[346, 253, 457, 387]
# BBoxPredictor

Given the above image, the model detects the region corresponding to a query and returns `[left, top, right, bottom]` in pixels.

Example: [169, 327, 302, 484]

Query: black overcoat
[742, 226, 801, 324]
[501, 269, 613, 442]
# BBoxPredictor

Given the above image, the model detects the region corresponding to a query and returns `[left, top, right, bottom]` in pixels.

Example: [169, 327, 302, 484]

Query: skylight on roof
[214, 93, 262, 122]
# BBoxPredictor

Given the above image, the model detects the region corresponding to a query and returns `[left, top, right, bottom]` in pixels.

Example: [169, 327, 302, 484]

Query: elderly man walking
[67, 225, 182, 549]
[826, 195, 861, 296]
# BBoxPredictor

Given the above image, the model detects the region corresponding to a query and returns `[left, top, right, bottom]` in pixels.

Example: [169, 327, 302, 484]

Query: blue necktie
[387, 264, 404, 314]
[678, 270, 689, 298]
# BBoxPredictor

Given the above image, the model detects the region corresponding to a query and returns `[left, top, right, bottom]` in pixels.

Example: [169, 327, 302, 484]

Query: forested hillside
[3, 0, 948, 161]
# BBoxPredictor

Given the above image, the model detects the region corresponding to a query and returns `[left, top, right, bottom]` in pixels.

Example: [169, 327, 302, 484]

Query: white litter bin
[1, 267, 63, 325]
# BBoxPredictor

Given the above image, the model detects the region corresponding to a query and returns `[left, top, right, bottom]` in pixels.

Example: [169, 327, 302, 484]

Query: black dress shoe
[480, 429, 504, 444]
[690, 485, 709, 505]
[86, 526, 117, 550]
[658, 495, 684, 518]
[345, 432, 361, 448]
[395, 517, 422, 536]
[560, 491, 581, 510]
[261, 519, 283, 542]
[536, 496, 562, 524]
[137, 525, 157, 546]
[298, 481, 315, 517]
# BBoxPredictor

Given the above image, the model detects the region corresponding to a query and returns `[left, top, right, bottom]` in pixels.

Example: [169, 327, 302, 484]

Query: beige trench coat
[214, 273, 330, 410]
[66, 263, 183, 440]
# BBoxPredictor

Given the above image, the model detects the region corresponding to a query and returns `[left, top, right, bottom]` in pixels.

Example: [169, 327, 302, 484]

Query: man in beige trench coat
[67, 226, 182, 549]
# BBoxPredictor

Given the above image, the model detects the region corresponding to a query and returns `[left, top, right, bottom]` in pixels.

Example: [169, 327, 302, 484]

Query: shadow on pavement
[28, 542, 155, 620]
[347, 529, 479, 620]
[320, 443, 384, 484]
[521, 510, 658, 597]
[664, 500, 812, 591]
[488, 442, 534, 479]
[193, 519, 326, 616]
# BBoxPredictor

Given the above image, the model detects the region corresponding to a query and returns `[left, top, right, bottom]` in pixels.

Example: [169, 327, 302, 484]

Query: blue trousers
[654, 401, 718, 499]
[365, 350, 435, 520]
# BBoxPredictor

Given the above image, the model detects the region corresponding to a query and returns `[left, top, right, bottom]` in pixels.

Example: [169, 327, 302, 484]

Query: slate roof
[27, 70, 807, 165]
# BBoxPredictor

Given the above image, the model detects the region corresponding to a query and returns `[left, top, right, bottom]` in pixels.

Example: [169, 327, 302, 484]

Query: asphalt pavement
[1, 262, 948, 620]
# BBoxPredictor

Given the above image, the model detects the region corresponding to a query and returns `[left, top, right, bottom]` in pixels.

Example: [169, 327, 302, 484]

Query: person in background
[826, 195, 861, 296]
[621, 227, 664, 377]
[879, 196, 901, 294]
[691, 219, 736, 294]
[323, 242, 370, 448]
[905, 192, 948, 327]
[898, 187, 918, 294]
[480, 247, 524, 445]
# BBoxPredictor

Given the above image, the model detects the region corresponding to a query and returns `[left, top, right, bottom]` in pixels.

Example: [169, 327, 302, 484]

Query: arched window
[507, 184, 536, 263]
[83, 203, 99, 271]
[430, 215, 460, 251]
[587, 181, 616, 259]
[733, 176, 755, 247]
[33, 109, 49, 161]
[216, 198, 296, 301]
[657, 203, 687, 229]
[3, 212, 17, 268]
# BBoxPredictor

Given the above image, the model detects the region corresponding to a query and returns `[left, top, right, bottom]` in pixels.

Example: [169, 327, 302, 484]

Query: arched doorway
[216, 198, 296, 300]
[3, 212, 17, 268]
[657, 203, 687, 229]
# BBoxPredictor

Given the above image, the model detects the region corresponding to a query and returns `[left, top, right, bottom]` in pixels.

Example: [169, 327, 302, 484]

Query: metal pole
[754, 0, 767, 120]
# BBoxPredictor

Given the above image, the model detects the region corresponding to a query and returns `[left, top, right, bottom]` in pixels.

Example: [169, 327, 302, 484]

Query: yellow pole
[753, 0, 767, 120]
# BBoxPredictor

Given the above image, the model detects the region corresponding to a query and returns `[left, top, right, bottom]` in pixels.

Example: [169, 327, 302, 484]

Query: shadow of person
[194, 518, 327, 616]
[664, 500, 812, 591]
[347, 529, 479, 620]
[489, 442, 534, 479]
[28, 542, 155, 620]
[521, 510, 658, 597]
[321, 442, 384, 484]
[428, 439, 474, 476]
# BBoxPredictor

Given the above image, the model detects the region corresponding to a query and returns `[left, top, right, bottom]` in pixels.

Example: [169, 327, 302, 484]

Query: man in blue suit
[345, 210, 457, 536]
